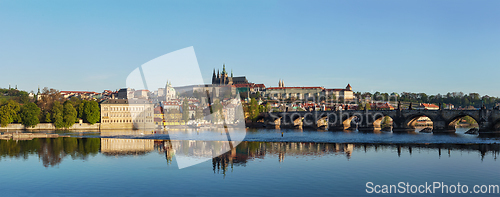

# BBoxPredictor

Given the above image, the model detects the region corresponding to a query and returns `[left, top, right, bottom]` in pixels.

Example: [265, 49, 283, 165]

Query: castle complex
[212, 64, 248, 85]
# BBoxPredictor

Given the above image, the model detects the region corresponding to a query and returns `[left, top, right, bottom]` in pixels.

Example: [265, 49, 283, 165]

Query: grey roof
[232, 76, 248, 83]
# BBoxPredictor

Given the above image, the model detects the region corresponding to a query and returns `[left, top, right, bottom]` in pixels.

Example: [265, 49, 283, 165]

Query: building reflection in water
[0, 138, 499, 169]
[155, 141, 357, 175]
[155, 141, 500, 176]
[100, 138, 154, 156]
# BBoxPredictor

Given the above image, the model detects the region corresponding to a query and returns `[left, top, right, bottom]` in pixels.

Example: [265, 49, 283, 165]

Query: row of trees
[0, 100, 40, 128]
[0, 88, 100, 128]
[355, 91, 500, 108]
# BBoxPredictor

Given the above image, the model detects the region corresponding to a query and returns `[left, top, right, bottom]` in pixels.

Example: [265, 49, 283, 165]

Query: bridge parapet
[258, 109, 500, 134]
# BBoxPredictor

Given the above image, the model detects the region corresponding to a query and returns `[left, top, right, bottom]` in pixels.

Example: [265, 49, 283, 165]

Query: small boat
[465, 128, 479, 134]
[420, 128, 432, 133]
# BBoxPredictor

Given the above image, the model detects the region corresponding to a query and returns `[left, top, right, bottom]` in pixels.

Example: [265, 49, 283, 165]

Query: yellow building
[100, 99, 155, 130]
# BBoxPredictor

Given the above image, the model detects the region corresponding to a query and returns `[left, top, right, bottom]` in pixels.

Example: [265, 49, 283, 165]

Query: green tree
[77, 101, 86, 120]
[195, 107, 204, 120]
[365, 102, 371, 110]
[52, 101, 64, 128]
[358, 103, 364, 110]
[255, 91, 261, 99]
[19, 102, 41, 128]
[63, 101, 77, 128]
[0, 100, 21, 127]
[211, 99, 223, 123]
[44, 112, 51, 123]
[83, 101, 100, 124]
[381, 116, 392, 128]
[181, 98, 189, 123]
[247, 98, 259, 122]
[259, 103, 270, 113]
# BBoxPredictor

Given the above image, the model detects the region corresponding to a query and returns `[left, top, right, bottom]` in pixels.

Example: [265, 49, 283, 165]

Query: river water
[0, 128, 499, 196]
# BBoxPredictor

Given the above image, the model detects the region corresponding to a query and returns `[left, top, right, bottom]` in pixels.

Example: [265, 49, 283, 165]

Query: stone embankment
[0, 123, 100, 130]
[0, 132, 67, 140]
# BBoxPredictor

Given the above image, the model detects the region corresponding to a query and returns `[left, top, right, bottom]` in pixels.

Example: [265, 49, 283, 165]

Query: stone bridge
[257, 109, 500, 133]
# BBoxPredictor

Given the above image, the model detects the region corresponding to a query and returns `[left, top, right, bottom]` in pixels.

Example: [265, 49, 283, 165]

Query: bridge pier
[302, 113, 317, 129]
[327, 113, 351, 131]
[432, 120, 456, 133]
[264, 117, 281, 127]
[281, 114, 303, 129]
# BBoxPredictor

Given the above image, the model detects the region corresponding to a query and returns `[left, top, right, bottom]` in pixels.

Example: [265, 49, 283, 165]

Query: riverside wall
[0, 123, 100, 130]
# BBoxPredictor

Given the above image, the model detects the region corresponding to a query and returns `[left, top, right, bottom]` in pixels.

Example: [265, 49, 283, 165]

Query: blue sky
[1, 0, 499, 96]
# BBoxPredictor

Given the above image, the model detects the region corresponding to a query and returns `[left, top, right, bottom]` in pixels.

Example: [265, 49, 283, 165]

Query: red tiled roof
[163, 101, 180, 106]
[267, 87, 324, 90]
[60, 91, 99, 94]
[421, 103, 439, 108]
[233, 84, 251, 88]
[371, 103, 394, 109]
[325, 89, 348, 91]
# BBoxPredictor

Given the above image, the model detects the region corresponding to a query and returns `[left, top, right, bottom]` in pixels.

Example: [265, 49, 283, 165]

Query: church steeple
[222, 64, 227, 75]
[231, 69, 233, 78]
[212, 69, 216, 84]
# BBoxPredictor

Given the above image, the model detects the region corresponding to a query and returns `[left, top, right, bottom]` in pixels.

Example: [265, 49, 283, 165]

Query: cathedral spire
[212, 69, 216, 83]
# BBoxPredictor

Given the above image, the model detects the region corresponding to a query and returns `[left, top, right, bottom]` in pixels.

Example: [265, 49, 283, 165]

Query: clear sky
[1, 0, 499, 96]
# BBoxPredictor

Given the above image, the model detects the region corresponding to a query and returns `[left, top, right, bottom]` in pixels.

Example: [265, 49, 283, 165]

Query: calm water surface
[1, 128, 499, 196]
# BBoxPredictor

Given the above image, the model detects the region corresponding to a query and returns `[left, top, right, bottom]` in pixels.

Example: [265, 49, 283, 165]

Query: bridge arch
[446, 114, 479, 131]
[404, 114, 435, 130]
[373, 115, 394, 131]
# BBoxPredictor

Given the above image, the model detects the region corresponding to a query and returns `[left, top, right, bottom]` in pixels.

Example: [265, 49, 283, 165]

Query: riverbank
[0, 123, 100, 131]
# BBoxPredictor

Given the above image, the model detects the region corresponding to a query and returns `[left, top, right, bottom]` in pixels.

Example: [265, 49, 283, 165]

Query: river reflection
[0, 138, 99, 167]
[2, 137, 498, 169]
